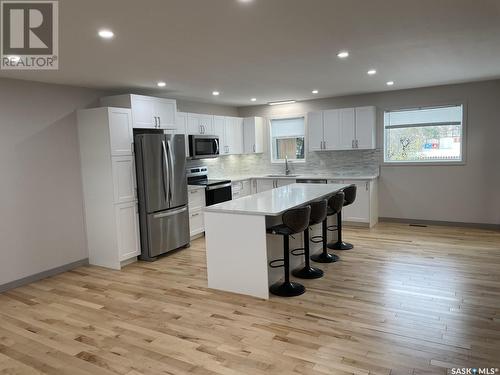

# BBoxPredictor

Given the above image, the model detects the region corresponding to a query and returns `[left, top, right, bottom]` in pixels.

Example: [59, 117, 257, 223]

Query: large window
[270, 116, 305, 162]
[384, 104, 464, 163]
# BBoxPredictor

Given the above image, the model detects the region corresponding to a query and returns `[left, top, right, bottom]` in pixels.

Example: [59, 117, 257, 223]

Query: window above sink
[269, 116, 306, 164]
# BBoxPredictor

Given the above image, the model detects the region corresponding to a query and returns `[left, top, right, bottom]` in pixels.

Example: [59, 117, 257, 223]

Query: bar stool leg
[311, 219, 339, 263]
[328, 211, 353, 250]
[270, 235, 306, 297]
[292, 229, 324, 279]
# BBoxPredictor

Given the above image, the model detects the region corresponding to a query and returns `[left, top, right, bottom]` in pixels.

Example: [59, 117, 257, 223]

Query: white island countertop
[204, 183, 349, 216]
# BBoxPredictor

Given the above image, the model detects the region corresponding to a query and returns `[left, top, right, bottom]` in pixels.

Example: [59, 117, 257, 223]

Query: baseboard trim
[379, 217, 500, 231]
[0, 258, 89, 293]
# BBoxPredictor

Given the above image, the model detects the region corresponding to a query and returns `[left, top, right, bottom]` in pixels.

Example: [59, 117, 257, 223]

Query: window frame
[382, 101, 468, 166]
[269, 114, 307, 164]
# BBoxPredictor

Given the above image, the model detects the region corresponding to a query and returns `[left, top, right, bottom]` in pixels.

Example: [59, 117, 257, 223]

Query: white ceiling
[2, 0, 500, 106]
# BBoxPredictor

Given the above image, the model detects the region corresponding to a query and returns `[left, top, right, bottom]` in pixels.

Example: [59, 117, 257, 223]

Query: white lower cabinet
[256, 178, 295, 193]
[328, 179, 378, 227]
[188, 187, 206, 237]
[115, 202, 141, 261]
[277, 179, 295, 187]
[189, 209, 205, 237]
[256, 179, 274, 193]
[231, 179, 252, 199]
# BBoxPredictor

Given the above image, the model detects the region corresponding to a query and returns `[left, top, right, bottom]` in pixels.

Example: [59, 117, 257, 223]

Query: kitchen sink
[265, 174, 299, 178]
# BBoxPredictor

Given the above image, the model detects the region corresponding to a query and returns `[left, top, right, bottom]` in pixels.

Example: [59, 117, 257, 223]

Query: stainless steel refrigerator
[134, 132, 189, 261]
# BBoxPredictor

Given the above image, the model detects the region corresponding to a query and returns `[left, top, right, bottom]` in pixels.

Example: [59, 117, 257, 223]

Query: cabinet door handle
[352, 139, 355, 149]
[253, 144, 256, 153]
[356, 140, 359, 148]
[158, 116, 161, 128]
[366, 181, 369, 191]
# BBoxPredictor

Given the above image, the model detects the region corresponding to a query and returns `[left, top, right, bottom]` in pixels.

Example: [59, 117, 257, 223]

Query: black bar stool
[328, 184, 357, 250]
[291, 200, 327, 279]
[267, 205, 311, 297]
[311, 191, 344, 263]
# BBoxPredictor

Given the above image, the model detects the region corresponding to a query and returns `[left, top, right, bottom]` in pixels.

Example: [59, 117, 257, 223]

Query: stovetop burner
[186, 166, 231, 187]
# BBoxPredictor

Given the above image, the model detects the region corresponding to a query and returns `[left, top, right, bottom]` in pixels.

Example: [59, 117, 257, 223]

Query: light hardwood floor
[0, 223, 499, 375]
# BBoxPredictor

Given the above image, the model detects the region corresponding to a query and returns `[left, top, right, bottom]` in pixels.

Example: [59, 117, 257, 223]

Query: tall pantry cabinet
[77, 107, 141, 270]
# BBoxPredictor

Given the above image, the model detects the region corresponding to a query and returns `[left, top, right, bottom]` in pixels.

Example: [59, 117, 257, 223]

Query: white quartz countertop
[204, 183, 350, 216]
[213, 173, 379, 182]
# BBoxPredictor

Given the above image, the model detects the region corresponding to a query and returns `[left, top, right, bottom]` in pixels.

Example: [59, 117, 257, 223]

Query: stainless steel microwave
[188, 135, 220, 159]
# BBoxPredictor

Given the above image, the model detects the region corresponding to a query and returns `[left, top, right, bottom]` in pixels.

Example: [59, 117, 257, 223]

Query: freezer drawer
[146, 206, 190, 258]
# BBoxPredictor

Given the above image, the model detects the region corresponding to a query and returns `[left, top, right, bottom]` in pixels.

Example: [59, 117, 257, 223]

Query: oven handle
[206, 182, 232, 191]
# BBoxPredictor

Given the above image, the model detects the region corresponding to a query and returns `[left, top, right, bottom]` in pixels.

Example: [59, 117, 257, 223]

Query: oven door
[189, 135, 220, 159]
[205, 183, 232, 206]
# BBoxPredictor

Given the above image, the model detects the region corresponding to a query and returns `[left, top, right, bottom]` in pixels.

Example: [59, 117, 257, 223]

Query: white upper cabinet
[355, 106, 376, 149]
[187, 113, 214, 135]
[307, 106, 376, 151]
[153, 98, 177, 130]
[100, 94, 177, 130]
[225, 117, 244, 155]
[213, 116, 228, 154]
[323, 109, 341, 150]
[243, 117, 264, 154]
[108, 108, 133, 156]
[307, 111, 324, 151]
[130, 96, 155, 128]
[339, 108, 356, 150]
[176, 112, 190, 156]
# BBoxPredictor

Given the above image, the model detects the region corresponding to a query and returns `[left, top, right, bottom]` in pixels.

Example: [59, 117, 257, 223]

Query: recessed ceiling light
[386, 81, 395, 86]
[98, 29, 114, 39]
[337, 50, 349, 59]
[157, 81, 166, 87]
[367, 69, 377, 75]
[212, 91, 220, 96]
[251, 98, 257, 102]
[312, 90, 319, 94]
[268, 100, 296, 106]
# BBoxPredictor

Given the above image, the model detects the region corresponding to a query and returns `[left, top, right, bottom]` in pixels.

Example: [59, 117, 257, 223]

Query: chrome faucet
[284, 155, 291, 176]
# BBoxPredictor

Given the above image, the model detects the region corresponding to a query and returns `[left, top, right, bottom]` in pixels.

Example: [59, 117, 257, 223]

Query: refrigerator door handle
[161, 140, 170, 205]
[166, 139, 175, 204]
[153, 206, 187, 219]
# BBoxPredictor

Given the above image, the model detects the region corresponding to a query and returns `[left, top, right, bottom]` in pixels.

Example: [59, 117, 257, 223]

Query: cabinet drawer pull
[191, 213, 200, 217]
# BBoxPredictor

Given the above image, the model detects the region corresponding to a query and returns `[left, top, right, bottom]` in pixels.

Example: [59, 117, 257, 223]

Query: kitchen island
[204, 183, 349, 299]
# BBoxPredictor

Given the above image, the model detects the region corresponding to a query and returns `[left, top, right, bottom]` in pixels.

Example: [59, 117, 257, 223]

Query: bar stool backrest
[282, 206, 311, 234]
[309, 200, 328, 225]
[343, 185, 357, 206]
[328, 191, 345, 215]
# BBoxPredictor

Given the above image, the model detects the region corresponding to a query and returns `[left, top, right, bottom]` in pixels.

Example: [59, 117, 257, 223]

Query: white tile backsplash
[187, 149, 381, 177]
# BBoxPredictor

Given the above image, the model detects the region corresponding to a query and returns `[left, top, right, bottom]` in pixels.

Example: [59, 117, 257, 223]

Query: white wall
[177, 99, 238, 116]
[238, 80, 500, 225]
[0, 78, 105, 285]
